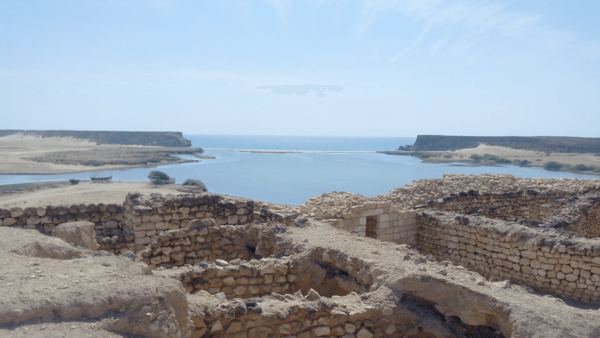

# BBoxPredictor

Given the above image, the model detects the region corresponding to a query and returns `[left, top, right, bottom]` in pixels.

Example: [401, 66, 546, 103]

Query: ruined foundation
[2, 174, 600, 337]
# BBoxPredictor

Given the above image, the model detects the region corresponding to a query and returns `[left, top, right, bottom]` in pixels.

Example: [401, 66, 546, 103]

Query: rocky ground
[300, 174, 600, 219]
[2, 177, 600, 337]
[2, 217, 600, 337]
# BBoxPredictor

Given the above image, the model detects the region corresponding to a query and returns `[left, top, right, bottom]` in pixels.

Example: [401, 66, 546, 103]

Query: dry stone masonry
[4, 174, 600, 337]
[300, 174, 600, 304]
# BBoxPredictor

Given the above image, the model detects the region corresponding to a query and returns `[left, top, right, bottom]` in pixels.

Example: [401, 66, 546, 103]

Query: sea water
[0, 135, 596, 205]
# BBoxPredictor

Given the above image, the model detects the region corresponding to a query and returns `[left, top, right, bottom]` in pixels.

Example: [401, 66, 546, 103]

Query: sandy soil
[0, 181, 185, 209]
[0, 135, 203, 175]
[418, 144, 600, 169]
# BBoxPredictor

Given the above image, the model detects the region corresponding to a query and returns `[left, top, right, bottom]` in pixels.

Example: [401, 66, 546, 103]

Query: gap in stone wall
[365, 216, 377, 239]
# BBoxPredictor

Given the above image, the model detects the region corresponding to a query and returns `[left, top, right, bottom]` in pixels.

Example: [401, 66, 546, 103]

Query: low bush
[183, 179, 208, 192]
[495, 158, 512, 164]
[470, 154, 511, 164]
[148, 171, 170, 185]
[417, 152, 433, 159]
[513, 160, 531, 167]
[470, 154, 483, 162]
[544, 161, 564, 171]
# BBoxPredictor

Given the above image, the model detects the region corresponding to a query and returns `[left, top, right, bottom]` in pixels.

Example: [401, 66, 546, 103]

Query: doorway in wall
[366, 216, 377, 239]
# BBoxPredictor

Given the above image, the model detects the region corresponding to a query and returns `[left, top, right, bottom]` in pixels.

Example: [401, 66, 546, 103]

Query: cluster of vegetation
[513, 160, 532, 167]
[148, 171, 170, 185]
[543, 162, 600, 173]
[416, 152, 434, 159]
[469, 154, 512, 164]
[183, 179, 208, 192]
[147, 171, 209, 190]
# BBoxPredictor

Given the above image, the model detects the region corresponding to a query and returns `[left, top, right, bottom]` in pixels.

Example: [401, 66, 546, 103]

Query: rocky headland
[0, 130, 192, 147]
[388, 135, 600, 174]
[400, 135, 600, 153]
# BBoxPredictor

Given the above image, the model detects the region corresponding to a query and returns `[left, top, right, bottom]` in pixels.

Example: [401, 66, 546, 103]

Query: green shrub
[183, 179, 208, 192]
[519, 160, 531, 167]
[470, 154, 483, 162]
[543, 162, 564, 171]
[495, 158, 512, 164]
[148, 171, 170, 185]
[469, 154, 511, 164]
[417, 152, 433, 159]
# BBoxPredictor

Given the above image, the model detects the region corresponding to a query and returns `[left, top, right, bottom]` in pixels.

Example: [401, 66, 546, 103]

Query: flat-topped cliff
[400, 135, 600, 153]
[0, 130, 192, 147]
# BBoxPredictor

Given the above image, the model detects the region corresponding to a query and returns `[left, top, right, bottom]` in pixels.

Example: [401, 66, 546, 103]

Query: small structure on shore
[91, 175, 112, 183]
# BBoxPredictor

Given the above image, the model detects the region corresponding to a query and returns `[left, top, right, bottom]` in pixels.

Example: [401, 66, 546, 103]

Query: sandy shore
[0, 135, 203, 175]
[205, 149, 376, 153]
[402, 144, 600, 171]
[0, 181, 189, 208]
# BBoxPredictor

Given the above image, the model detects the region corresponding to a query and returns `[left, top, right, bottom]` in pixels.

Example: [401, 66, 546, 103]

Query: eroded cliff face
[0, 130, 192, 147]
[400, 135, 600, 153]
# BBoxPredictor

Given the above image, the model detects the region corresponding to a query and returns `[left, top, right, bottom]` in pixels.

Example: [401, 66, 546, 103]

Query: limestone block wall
[124, 193, 256, 252]
[138, 221, 252, 269]
[417, 211, 600, 303]
[426, 190, 567, 222]
[179, 258, 295, 298]
[190, 292, 390, 338]
[568, 201, 600, 238]
[173, 249, 374, 300]
[0, 204, 129, 252]
[330, 202, 417, 245]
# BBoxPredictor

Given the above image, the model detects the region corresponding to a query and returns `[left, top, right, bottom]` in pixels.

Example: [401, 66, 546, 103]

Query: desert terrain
[0, 134, 205, 175]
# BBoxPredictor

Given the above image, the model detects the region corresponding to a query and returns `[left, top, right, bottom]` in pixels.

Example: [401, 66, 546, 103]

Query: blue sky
[1, 0, 599, 137]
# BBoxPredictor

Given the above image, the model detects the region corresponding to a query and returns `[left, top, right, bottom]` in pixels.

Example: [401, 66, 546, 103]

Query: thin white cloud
[358, 0, 586, 60]
[267, 0, 293, 21]
[257, 85, 344, 98]
[391, 21, 432, 62]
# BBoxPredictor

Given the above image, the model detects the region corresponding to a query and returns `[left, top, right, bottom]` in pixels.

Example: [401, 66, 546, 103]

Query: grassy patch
[470, 154, 512, 165]
[0, 184, 29, 192]
[544, 162, 600, 173]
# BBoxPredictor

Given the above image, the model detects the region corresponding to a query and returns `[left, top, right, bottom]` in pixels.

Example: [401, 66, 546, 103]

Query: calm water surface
[0, 135, 597, 205]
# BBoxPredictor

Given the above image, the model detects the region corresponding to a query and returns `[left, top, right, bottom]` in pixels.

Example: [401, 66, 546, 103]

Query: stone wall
[138, 220, 253, 269]
[172, 248, 373, 301]
[425, 190, 567, 222]
[124, 193, 256, 252]
[179, 258, 295, 298]
[0, 192, 292, 256]
[0, 204, 130, 252]
[124, 192, 300, 253]
[189, 292, 391, 338]
[417, 211, 600, 303]
[562, 194, 600, 238]
[329, 202, 417, 245]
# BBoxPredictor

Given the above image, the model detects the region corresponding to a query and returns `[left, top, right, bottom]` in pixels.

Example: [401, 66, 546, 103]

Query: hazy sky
[1, 0, 599, 137]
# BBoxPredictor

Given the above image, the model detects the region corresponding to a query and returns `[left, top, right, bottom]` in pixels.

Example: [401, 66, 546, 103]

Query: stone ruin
[2, 174, 600, 337]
